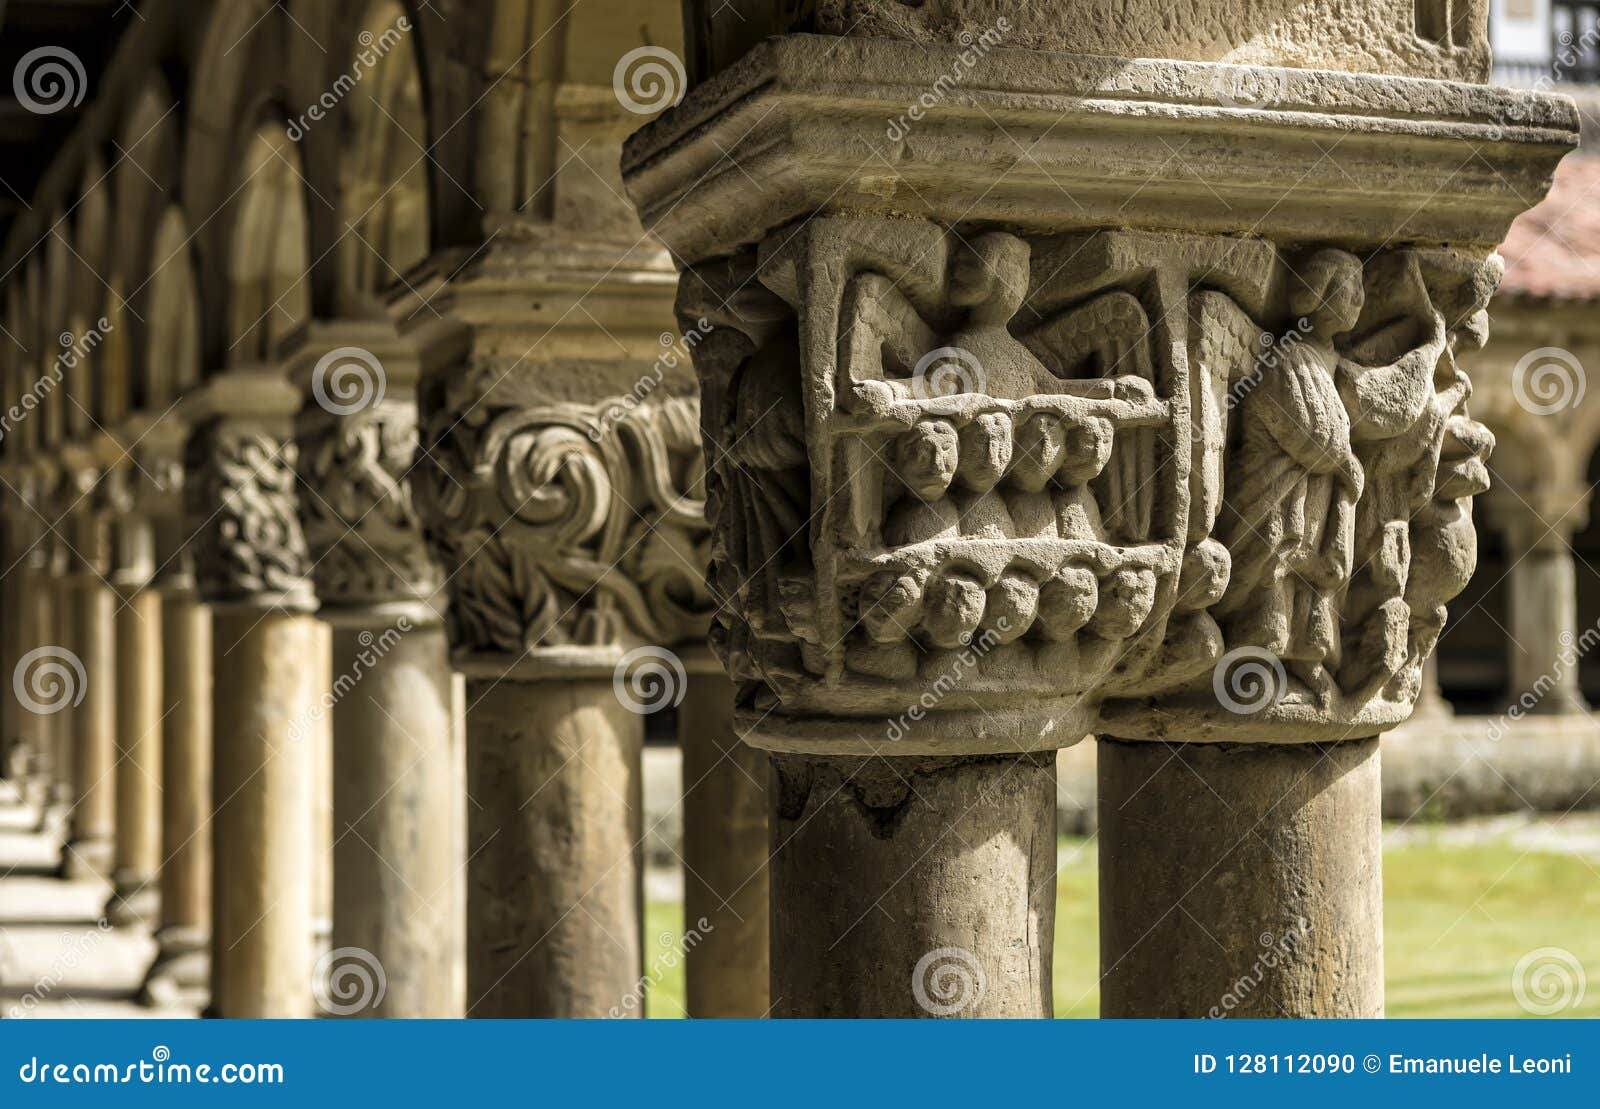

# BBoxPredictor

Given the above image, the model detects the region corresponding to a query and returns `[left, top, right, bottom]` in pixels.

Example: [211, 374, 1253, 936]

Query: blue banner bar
[2, 1020, 1595, 1105]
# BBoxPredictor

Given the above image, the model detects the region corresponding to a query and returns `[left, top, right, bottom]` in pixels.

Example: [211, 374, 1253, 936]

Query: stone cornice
[624, 35, 1579, 261]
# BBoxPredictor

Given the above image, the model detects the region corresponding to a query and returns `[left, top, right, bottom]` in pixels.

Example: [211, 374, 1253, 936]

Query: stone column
[183, 371, 320, 1018]
[1496, 503, 1589, 715]
[404, 236, 713, 1017]
[624, 6, 1571, 1017]
[291, 325, 463, 1018]
[136, 431, 214, 1007]
[106, 471, 163, 927]
[677, 660, 769, 1018]
[59, 447, 116, 882]
[1, 463, 56, 811]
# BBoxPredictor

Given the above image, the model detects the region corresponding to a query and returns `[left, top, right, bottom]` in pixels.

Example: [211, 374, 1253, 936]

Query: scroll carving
[415, 372, 714, 656]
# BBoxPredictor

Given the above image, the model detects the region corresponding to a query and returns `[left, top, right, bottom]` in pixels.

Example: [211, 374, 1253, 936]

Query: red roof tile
[1500, 154, 1600, 302]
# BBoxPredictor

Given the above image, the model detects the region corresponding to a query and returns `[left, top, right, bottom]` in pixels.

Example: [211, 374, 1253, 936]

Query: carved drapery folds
[414, 365, 713, 657]
[184, 420, 313, 609]
[296, 401, 439, 609]
[680, 219, 1497, 752]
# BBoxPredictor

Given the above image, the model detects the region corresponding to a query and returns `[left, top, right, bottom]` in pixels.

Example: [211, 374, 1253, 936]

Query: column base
[60, 837, 114, 883]
[139, 926, 211, 1009]
[106, 871, 161, 929]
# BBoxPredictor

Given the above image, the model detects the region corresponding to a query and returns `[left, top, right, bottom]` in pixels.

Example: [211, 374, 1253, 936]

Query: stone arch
[227, 123, 312, 364]
[113, 76, 184, 413]
[183, 0, 297, 366]
[71, 158, 119, 428]
[333, 0, 432, 315]
[144, 206, 203, 411]
[41, 220, 80, 444]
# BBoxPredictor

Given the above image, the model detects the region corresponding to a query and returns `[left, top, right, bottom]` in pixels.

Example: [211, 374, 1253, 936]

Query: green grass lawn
[645, 831, 1600, 1018]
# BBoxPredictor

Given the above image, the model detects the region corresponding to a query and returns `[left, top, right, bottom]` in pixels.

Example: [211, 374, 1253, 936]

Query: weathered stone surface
[771, 752, 1057, 1017]
[1098, 736, 1384, 1018]
[687, 1, 1491, 84]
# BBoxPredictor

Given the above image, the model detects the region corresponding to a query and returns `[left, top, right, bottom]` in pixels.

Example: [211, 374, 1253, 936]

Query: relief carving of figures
[184, 422, 312, 605]
[415, 365, 713, 655]
[296, 402, 440, 607]
[680, 215, 1501, 748]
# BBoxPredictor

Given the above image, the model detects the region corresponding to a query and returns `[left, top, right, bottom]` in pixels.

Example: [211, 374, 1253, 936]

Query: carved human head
[949, 232, 1030, 325]
[859, 570, 927, 644]
[1089, 567, 1157, 639]
[983, 571, 1039, 644]
[1035, 565, 1098, 640]
[895, 419, 959, 501]
[1291, 248, 1365, 337]
[1058, 417, 1114, 485]
[1009, 413, 1068, 493]
[955, 412, 1014, 493]
[920, 572, 987, 648]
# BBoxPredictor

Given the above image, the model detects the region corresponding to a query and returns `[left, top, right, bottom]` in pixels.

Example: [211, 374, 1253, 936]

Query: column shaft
[1097, 737, 1383, 1018]
[140, 591, 212, 1006]
[328, 618, 463, 1017]
[678, 673, 769, 1017]
[1508, 545, 1587, 713]
[64, 576, 116, 880]
[208, 607, 320, 1018]
[109, 588, 163, 925]
[465, 675, 643, 1018]
[770, 753, 1056, 1018]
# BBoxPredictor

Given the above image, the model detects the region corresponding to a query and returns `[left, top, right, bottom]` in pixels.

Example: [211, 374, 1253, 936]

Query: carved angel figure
[1216, 249, 1365, 699]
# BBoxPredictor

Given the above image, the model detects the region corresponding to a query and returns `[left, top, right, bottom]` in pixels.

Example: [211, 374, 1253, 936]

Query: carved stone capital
[625, 45, 1573, 754]
[294, 399, 439, 610]
[414, 369, 713, 662]
[183, 417, 314, 612]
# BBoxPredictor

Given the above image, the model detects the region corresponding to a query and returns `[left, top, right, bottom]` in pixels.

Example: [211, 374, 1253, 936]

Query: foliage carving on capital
[681, 218, 1498, 749]
[296, 401, 439, 608]
[415, 372, 713, 656]
[184, 420, 313, 607]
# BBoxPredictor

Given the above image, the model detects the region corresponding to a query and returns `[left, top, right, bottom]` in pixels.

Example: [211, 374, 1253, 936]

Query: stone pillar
[678, 661, 769, 1017]
[1099, 737, 1382, 1017]
[1498, 505, 1588, 715]
[405, 239, 713, 1017]
[2, 463, 57, 812]
[624, 7, 1571, 1017]
[59, 449, 116, 881]
[291, 325, 463, 1018]
[184, 371, 320, 1018]
[107, 473, 163, 927]
[136, 433, 214, 1007]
